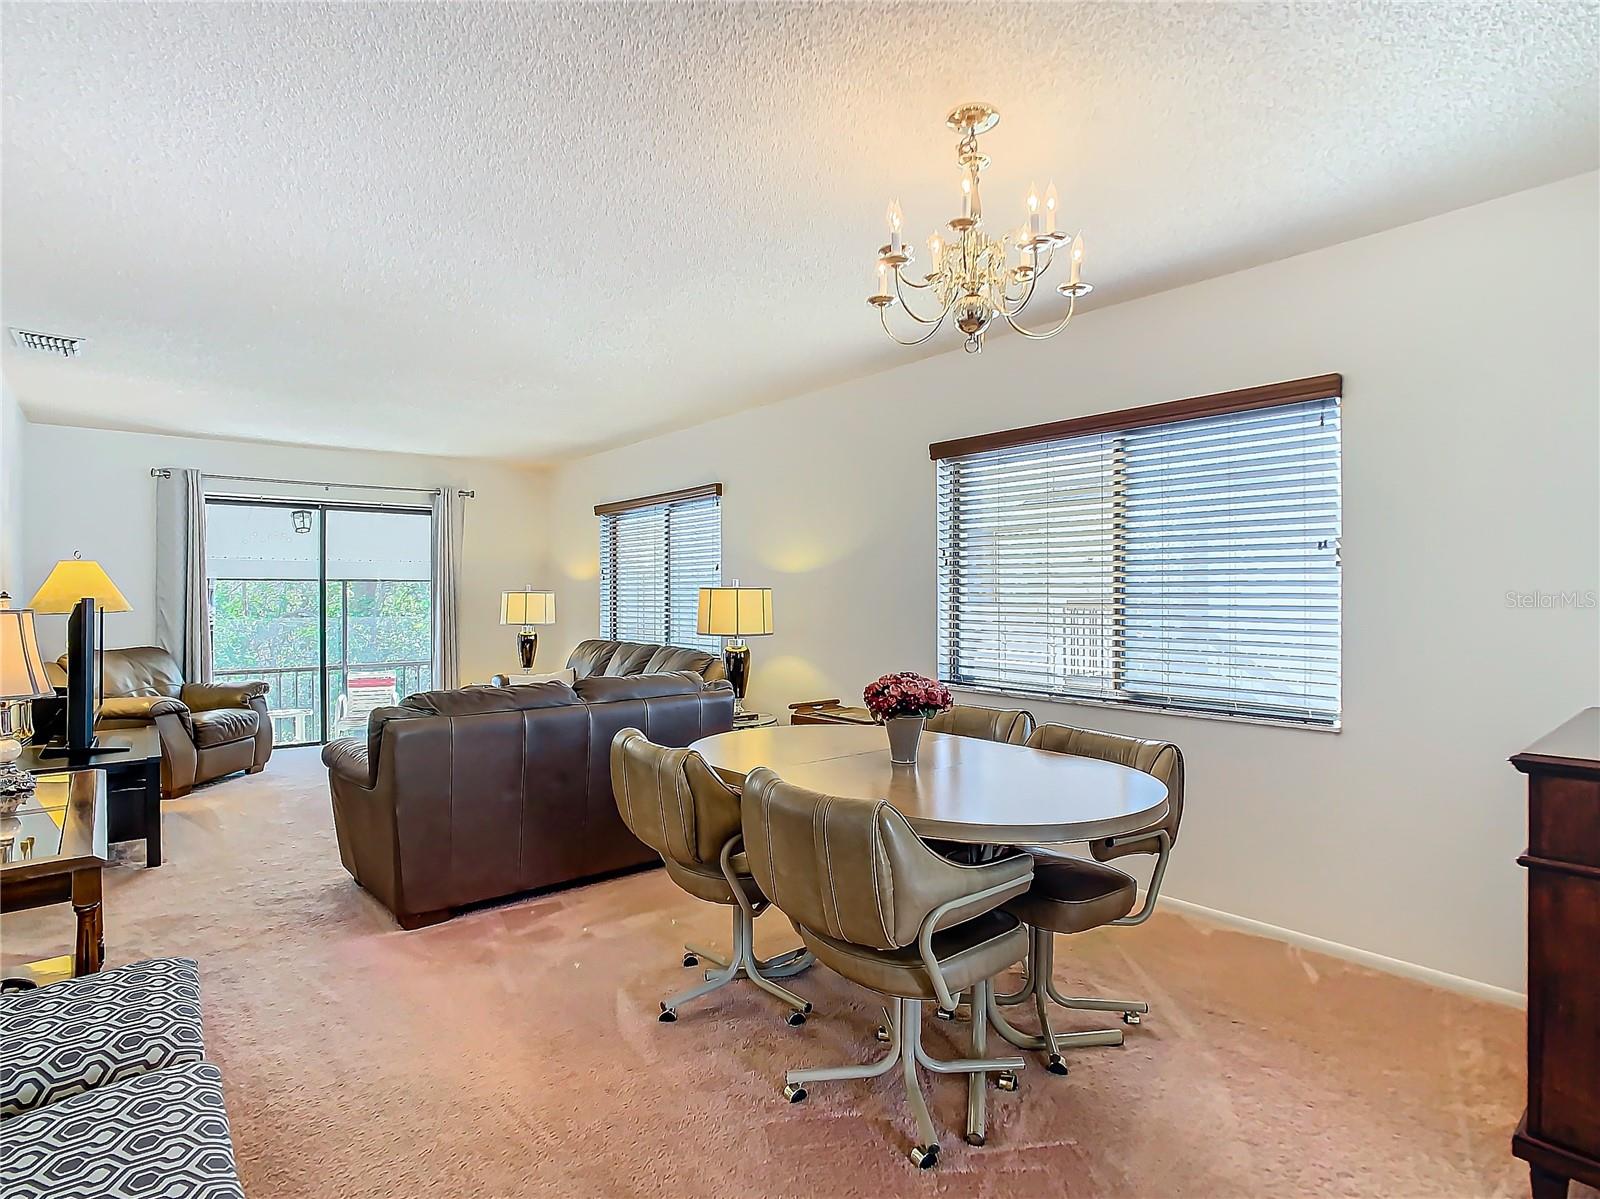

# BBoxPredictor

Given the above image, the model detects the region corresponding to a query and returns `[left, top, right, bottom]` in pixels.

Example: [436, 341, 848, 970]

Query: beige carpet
[0, 747, 1555, 1198]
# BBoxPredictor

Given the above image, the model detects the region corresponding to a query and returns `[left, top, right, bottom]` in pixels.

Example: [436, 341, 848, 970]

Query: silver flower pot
[886, 716, 925, 765]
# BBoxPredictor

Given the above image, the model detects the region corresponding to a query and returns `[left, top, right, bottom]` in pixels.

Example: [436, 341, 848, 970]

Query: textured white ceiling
[2, 2, 1596, 463]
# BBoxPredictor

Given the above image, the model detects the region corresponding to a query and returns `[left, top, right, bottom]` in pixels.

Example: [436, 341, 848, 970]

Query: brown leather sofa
[45, 647, 273, 797]
[322, 672, 735, 928]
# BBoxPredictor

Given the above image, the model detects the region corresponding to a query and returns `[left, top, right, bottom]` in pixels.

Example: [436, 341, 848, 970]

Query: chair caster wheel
[658, 1006, 677, 1023]
[909, 1144, 939, 1169]
[682, 953, 698, 967]
[1046, 1054, 1069, 1076]
[965, 1132, 986, 1147]
[783, 1083, 807, 1103]
[994, 1070, 1018, 1092]
[935, 1007, 958, 1021]
[1122, 1011, 1142, 1026]
[787, 1011, 807, 1026]
[875, 1025, 892, 1043]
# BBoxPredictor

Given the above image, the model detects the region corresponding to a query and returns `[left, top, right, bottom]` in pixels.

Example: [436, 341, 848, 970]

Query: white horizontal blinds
[601, 505, 666, 643]
[1120, 399, 1341, 723]
[599, 493, 721, 652]
[937, 394, 1341, 726]
[937, 438, 1122, 697]
[663, 495, 722, 653]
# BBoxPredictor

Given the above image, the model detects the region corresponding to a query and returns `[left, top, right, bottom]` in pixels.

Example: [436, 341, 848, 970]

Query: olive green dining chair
[740, 766, 1034, 1167]
[985, 722, 1184, 1078]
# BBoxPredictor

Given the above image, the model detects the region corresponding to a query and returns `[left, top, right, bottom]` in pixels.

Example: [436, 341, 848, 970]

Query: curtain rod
[150, 468, 474, 498]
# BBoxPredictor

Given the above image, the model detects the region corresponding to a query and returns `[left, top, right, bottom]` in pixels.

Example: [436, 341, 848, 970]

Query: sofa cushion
[599, 641, 658, 677]
[190, 708, 258, 748]
[644, 645, 721, 677]
[402, 682, 579, 717]
[565, 639, 619, 679]
[0, 1061, 244, 1199]
[0, 957, 205, 1120]
[574, 672, 706, 703]
[57, 647, 186, 700]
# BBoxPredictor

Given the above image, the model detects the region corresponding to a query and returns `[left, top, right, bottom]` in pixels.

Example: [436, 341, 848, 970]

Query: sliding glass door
[205, 500, 433, 746]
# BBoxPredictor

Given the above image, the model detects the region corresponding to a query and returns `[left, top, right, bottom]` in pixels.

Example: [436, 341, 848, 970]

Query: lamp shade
[0, 603, 52, 700]
[697, 587, 773, 637]
[500, 590, 556, 626]
[28, 558, 132, 614]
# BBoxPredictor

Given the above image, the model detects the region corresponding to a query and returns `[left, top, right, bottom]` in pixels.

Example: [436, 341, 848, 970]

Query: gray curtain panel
[154, 468, 212, 682]
[431, 487, 462, 689]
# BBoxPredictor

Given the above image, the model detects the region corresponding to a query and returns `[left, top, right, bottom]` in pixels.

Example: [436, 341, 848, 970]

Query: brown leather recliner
[46, 647, 272, 798]
[322, 673, 735, 928]
[566, 638, 727, 683]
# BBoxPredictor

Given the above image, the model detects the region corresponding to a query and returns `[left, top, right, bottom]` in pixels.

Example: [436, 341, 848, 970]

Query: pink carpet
[0, 747, 1563, 1198]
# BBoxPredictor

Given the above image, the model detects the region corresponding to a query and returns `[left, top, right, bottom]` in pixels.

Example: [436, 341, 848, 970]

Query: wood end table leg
[70, 866, 104, 975]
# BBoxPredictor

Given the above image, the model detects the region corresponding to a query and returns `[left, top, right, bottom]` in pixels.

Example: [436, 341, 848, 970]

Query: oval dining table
[688, 722, 1171, 1142]
[689, 723, 1170, 846]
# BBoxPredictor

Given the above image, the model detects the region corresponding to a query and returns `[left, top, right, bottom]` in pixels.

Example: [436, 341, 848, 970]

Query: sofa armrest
[181, 681, 270, 713]
[98, 695, 191, 725]
[322, 737, 372, 789]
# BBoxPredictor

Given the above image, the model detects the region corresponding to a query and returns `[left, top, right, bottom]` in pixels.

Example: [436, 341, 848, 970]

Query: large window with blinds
[597, 484, 722, 652]
[933, 377, 1342, 727]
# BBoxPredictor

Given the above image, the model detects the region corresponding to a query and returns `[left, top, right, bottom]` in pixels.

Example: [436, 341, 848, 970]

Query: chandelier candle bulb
[1027, 184, 1042, 237]
[1045, 182, 1059, 234]
[1070, 232, 1085, 284]
[886, 200, 903, 254]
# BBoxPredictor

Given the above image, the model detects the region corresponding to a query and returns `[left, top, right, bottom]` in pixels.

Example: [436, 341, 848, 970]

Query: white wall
[544, 173, 1600, 994]
[0, 381, 25, 597]
[17, 423, 547, 687]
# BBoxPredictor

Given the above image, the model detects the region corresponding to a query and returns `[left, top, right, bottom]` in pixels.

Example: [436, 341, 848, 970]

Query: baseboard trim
[1159, 894, 1526, 1009]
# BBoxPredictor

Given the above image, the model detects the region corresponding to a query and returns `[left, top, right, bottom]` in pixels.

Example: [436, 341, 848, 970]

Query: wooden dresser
[1511, 708, 1600, 1199]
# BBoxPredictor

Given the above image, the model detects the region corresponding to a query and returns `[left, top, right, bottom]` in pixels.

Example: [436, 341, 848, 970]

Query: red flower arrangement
[863, 672, 953, 722]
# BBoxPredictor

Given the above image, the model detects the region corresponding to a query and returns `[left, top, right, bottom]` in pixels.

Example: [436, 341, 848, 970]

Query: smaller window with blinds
[596, 484, 722, 653]
[932, 376, 1342, 727]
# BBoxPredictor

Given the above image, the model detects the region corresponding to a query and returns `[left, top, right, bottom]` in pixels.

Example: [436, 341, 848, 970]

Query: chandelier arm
[1001, 295, 1077, 340]
[892, 270, 951, 324]
[881, 301, 952, 346]
[1001, 271, 1039, 316]
[895, 266, 937, 291]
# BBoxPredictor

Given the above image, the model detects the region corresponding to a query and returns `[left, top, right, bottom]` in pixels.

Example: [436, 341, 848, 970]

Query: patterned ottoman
[0, 957, 205, 1118]
[0, 1061, 244, 1199]
[0, 958, 243, 1197]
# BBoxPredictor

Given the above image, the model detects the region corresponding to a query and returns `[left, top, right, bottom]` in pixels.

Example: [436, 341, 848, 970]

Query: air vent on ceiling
[10, 328, 86, 357]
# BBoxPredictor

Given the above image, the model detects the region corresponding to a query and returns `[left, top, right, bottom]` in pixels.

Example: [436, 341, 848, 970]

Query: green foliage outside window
[210, 579, 433, 673]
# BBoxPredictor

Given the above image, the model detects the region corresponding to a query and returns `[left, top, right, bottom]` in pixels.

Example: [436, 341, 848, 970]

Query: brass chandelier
[868, 102, 1091, 354]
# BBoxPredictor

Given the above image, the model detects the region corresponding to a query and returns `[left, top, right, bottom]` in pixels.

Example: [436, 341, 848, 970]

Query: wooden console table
[1511, 708, 1600, 1199]
[0, 771, 109, 982]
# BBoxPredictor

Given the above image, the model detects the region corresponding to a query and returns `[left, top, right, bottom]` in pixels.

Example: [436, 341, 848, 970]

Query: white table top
[689, 724, 1169, 845]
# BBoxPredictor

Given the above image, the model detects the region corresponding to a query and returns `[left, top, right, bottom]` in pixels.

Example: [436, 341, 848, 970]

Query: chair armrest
[98, 695, 190, 724]
[1109, 830, 1172, 927]
[181, 681, 270, 712]
[322, 738, 372, 790]
[916, 870, 1034, 1012]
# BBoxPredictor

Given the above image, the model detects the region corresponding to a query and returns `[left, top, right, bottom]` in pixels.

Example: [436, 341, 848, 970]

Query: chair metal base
[659, 904, 815, 1024]
[782, 981, 1023, 1166]
[990, 926, 1148, 1069]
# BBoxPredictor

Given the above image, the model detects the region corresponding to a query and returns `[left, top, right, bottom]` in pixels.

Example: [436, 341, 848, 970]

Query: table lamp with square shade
[697, 584, 773, 717]
[0, 595, 53, 800]
[27, 555, 132, 760]
[501, 589, 556, 670]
